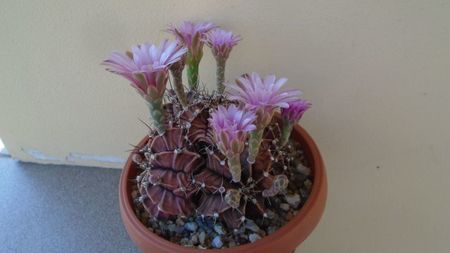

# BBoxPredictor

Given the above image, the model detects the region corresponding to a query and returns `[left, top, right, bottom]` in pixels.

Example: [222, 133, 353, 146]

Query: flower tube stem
[147, 97, 166, 135]
[247, 128, 264, 164]
[279, 119, 294, 147]
[187, 58, 199, 90]
[227, 153, 242, 183]
[170, 68, 188, 109]
[216, 58, 226, 94]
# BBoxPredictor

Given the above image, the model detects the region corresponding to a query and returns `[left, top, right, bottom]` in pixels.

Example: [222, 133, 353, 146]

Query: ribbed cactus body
[136, 128, 204, 218]
[133, 93, 292, 229]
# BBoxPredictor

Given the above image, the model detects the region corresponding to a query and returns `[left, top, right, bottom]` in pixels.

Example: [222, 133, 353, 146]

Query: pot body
[119, 124, 327, 253]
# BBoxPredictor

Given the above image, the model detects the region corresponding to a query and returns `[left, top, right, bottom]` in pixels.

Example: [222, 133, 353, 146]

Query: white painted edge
[21, 148, 125, 165]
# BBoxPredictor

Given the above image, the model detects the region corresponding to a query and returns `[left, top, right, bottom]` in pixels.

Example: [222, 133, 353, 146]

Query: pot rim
[119, 124, 326, 252]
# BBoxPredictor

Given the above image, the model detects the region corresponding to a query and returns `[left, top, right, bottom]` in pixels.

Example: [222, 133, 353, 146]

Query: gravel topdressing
[130, 139, 313, 249]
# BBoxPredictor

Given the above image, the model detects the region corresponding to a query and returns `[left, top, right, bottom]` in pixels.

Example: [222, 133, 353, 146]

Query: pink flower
[281, 99, 311, 123]
[226, 72, 302, 115]
[205, 29, 241, 61]
[168, 21, 217, 48]
[103, 40, 186, 99]
[167, 21, 217, 62]
[208, 105, 256, 152]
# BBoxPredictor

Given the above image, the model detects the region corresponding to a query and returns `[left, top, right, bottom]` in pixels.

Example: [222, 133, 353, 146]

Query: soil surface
[130, 139, 313, 249]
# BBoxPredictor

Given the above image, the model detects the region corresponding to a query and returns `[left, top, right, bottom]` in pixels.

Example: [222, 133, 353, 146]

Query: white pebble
[249, 233, 261, 243]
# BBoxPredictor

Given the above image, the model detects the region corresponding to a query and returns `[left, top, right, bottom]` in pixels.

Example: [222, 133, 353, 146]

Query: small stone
[149, 220, 159, 228]
[300, 188, 309, 198]
[285, 193, 301, 208]
[180, 237, 191, 246]
[184, 222, 198, 232]
[175, 226, 185, 234]
[167, 223, 177, 232]
[213, 224, 225, 235]
[139, 217, 147, 224]
[235, 226, 246, 235]
[249, 233, 261, 243]
[228, 240, 237, 248]
[304, 179, 313, 190]
[199, 231, 206, 245]
[245, 219, 261, 233]
[266, 210, 276, 219]
[190, 233, 199, 244]
[267, 226, 277, 235]
[176, 217, 185, 226]
[211, 235, 223, 248]
[131, 190, 138, 199]
[140, 211, 149, 219]
[296, 163, 311, 175]
[280, 203, 290, 211]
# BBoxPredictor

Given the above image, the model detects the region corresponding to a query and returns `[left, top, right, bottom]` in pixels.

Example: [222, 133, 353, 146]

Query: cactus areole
[107, 21, 327, 252]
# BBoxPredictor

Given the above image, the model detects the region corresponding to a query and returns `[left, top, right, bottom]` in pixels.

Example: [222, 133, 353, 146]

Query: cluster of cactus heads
[103, 21, 310, 230]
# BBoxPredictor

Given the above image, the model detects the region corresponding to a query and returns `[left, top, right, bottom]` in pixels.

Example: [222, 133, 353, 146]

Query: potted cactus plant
[103, 21, 327, 253]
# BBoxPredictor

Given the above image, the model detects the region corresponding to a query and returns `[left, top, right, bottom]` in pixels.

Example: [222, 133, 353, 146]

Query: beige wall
[1, 0, 449, 252]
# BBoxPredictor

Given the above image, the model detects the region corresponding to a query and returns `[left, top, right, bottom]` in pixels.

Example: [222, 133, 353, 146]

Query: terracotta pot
[119, 124, 327, 253]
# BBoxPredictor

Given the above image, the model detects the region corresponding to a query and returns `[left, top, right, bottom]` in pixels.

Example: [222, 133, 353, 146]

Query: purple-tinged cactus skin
[208, 105, 256, 182]
[103, 40, 187, 134]
[136, 128, 204, 218]
[168, 21, 217, 90]
[280, 99, 311, 146]
[225, 72, 301, 164]
[204, 29, 241, 93]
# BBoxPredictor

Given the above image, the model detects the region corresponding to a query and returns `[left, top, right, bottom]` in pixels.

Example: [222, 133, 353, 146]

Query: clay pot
[119, 124, 327, 253]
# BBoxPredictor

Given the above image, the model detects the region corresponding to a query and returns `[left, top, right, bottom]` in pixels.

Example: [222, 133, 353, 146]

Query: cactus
[104, 21, 310, 235]
[135, 128, 204, 217]
[131, 93, 299, 229]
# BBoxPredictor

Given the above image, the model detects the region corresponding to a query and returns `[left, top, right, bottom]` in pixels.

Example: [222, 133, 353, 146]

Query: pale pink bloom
[205, 29, 241, 60]
[281, 99, 311, 123]
[103, 40, 186, 98]
[167, 21, 217, 62]
[168, 21, 217, 48]
[226, 72, 302, 114]
[208, 104, 256, 150]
